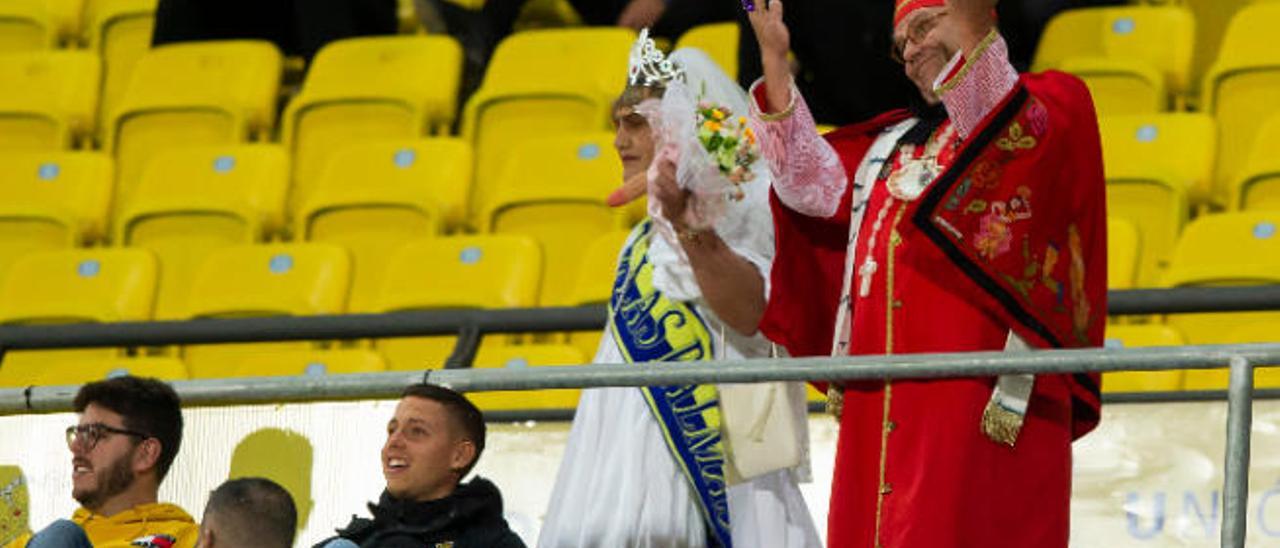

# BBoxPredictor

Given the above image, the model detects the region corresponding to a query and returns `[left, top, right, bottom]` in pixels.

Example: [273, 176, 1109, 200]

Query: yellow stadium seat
[116, 145, 290, 319]
[374, 235, 541, 370]
[180, 243, 350, 374]
[1100, 114, 1215, 285]
[1107, 218, 1140, 291]
[0, 356, 186, 388]
[296, 139, 471, 313]
[1163, 212, 1280, 345]
[0, 151, 111, 283]
[0, 3, 55, 52]
[85, 0, 156, 137]
[675, 22, 739, 79]
[565, 230, 630, 359]
[0, 51, 100, 149]
[1102, 324, 1187, 392]
[0, 247, 156, 323]
[0, 248, 156, 369]
[105, 40, 282, 212]
[1035, 6, 1195, 113]
[482, 132, 630, 306]
[42, 0, 84, 46]
[1183, 322, 1280, 390]
[1202, 1, 1280, 205]
[189, 348, 385, 380]
[468, 343, 585, 412]
[461, 27, 635, 222]
[1228, 113, 1280, 211]
[282, 35, 463, 202]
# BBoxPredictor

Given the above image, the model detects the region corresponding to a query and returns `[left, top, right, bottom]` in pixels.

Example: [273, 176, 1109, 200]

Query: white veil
[641, 47, 775, 304]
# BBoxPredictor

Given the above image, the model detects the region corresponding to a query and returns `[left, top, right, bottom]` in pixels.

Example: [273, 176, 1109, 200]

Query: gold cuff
[677, 226, 704, 244]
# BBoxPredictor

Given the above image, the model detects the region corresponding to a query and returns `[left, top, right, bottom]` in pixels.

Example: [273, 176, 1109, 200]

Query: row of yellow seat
[1036, 1, 1280, 211]
[0, 128, 637, 320]
[0, 231, 627, 378]
[1099, 112, 1280, 286]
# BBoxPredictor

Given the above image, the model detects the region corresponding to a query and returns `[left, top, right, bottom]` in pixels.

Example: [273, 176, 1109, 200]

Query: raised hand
[745, 0, 793, 115]
[938, 0, 998, 55]
[745, 0, 788, 63]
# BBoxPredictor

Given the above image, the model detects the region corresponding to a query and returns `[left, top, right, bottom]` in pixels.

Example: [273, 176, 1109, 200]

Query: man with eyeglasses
[743, 0, 1107, 546]
[5, 376, 198, 548]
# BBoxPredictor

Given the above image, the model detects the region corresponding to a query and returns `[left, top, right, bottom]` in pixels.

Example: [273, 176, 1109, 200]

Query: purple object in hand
[742, 0, 755, 12]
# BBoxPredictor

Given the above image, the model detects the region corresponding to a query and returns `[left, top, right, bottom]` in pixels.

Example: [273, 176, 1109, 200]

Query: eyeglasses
[891, 10, 947, 64]
[65, 423, 149, 450]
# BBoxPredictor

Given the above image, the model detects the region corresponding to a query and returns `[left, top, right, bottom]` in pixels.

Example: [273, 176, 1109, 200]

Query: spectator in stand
[315, 384, 524, 548]
[6, 376, 198, 548]
[196, 477, 297, 548]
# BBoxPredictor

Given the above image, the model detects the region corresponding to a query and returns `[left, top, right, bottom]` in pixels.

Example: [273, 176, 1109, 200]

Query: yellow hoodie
[4, 502, 199, 548]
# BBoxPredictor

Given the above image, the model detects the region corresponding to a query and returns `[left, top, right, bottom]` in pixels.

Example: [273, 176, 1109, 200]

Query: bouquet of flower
[695, 101, 759, 201]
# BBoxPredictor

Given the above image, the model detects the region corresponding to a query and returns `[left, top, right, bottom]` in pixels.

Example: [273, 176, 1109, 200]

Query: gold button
[886, 420, 897, 432]
[880, 483, 893, 495]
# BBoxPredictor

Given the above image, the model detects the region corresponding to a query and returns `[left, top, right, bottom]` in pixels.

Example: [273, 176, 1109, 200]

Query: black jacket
[317, 478, 526, 548]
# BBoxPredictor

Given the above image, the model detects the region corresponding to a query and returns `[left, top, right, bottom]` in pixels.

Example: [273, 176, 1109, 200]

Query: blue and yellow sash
[608, 220, 731, 548]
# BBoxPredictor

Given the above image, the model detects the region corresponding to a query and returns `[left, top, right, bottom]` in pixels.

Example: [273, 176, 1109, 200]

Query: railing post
[1222, 355, 1255, 548]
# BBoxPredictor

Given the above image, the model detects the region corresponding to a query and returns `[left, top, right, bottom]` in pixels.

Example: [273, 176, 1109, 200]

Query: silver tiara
[628, 28, 684, 87]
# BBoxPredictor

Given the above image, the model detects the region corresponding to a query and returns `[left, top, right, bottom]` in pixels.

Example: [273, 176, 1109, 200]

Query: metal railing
[0, 286, 1278, 545]
[2, 343, 1279, 546]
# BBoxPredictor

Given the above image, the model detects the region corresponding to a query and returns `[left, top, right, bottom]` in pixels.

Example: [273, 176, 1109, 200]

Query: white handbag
[719, 341, 804, 484]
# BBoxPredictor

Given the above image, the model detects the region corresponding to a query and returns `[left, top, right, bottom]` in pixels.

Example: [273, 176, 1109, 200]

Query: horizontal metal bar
[0, 287, 1273, 351]
[3, 343, 1278, 415]
[1106, 285, 1280, 315]
[0, 306, 607, 350]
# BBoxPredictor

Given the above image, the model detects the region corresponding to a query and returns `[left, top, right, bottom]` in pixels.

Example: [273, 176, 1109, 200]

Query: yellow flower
[712, 109, 726, 121]
[705, 121, 722, 132]
[737, 116, 747, 126]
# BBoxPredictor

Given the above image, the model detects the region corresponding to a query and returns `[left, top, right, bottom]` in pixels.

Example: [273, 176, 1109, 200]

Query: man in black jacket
[316, 384, 525, 548]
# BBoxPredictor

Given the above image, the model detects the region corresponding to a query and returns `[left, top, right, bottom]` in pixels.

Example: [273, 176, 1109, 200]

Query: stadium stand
[481, 131, 630, 306]
[1228, 112, 1280, 212]
[373, 235, 542, 370]
[104, 40, 281, 213]
[0, 50, 100, 149]
[86, 0, 157, 138]
[1106, 218, 1140, 291]
[282, 35, 463, 205]
[1202, 0, 1280, 206]
[0, 150, 112, 284]
[181, 243, 350, 378]
[461, 27, 634, 223]
[1099, 113, 1213, 285]
[564, 230, 630, 359]
[0, 247, 156, 369]
[0, 2, 56, 52]
[196, 348, 387, 379]
[1163, 212, 1280, 348]
[1034, 5, 1195, 114]
[467, 343, 585, 411]
[295, 138, 472, 313]
[116, 144, 290, 320]
[0, 356, 186, 388]
[1102, 324, 1187, 392]
[673, 22, 738, 79]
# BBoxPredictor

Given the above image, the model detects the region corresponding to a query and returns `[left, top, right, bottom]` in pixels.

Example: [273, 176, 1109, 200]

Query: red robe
[759, 73, 1107, 546]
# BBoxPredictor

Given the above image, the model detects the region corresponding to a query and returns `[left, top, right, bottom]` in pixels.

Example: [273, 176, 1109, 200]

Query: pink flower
[1026, 100, 1049, 138]
[974, 212, 1013, 260]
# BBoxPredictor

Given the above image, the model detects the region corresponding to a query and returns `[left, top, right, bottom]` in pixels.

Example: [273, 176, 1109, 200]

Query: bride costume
[536, 33, 821, 548]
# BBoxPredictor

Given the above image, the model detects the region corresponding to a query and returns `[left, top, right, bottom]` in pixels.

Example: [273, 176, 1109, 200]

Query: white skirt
[537, 322, 822, 548]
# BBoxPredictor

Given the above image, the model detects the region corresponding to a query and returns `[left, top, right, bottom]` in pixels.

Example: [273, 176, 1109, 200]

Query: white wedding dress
[537, 49, 821, 548]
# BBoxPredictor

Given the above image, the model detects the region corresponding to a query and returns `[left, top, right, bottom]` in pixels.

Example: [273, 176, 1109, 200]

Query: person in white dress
[536, 31, 821, 548]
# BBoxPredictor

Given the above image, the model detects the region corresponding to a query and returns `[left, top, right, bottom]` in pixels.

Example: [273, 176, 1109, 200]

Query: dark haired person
[197, 477, 297, 548]
[316, 384, 524, 548]
[8, 376, 197, 548]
